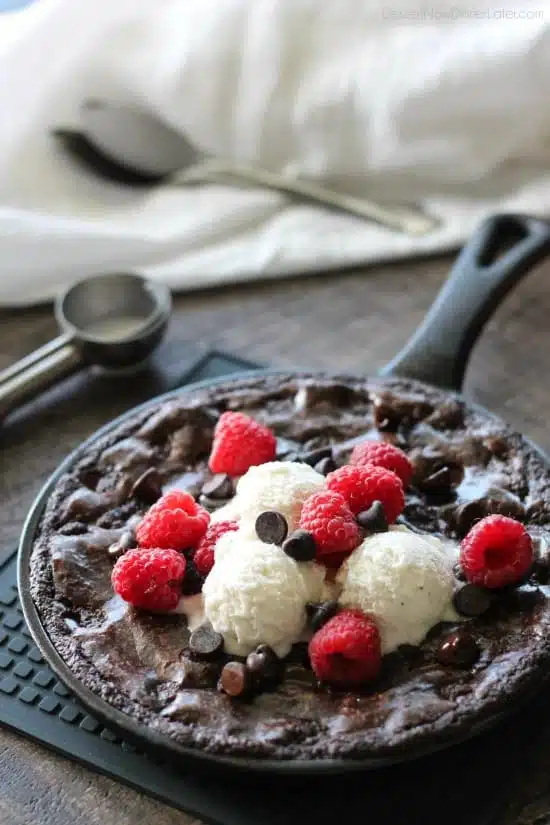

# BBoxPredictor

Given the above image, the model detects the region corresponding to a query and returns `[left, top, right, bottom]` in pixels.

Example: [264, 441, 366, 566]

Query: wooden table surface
[3, 254, 550, 825]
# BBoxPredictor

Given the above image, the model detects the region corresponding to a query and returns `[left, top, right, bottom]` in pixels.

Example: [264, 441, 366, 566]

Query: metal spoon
[0, 273, 172, 422]
[69, 100, 438, 237]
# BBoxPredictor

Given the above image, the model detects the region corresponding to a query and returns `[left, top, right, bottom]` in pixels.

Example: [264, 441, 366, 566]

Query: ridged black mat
[1, 350, 548, 825]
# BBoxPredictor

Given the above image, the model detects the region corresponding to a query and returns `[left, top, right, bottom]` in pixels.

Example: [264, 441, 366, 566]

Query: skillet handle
[380, 214, 550, 391]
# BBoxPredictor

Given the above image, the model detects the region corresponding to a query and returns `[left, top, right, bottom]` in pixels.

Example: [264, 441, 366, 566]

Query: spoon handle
[176, 162, 438, 237]
[0, 337, 83, 423]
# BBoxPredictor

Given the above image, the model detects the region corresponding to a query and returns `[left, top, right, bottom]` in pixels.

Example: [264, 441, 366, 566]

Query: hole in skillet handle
[380, 213, 550, 391]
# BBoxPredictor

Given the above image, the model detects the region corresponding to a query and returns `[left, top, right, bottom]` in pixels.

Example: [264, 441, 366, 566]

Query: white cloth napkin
[1, 0, 550, 307]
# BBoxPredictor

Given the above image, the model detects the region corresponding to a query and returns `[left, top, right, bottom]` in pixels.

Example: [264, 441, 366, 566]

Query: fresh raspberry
[193, 520, 239, 576]
[308, 609, 381, 686]
[208, 411, 277, 476]
[350, 441, 413, 487]
[326, 464, 404, 522]
[298, 490, 361, 561]
[460, 514, 533, 589]
[112, 547, 186, 612]
[136, 491, 210, 550]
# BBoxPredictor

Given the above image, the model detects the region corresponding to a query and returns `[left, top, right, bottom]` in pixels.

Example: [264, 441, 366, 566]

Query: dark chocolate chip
[143, 671, 161, 692]
[218, 661, 251, 697]
[246, 644, 284, 688]
[419, 466, 452, 492]
[531, 560, 549, 585]
[315, 456, 337, 476]
[484, 488, 525, 520]
[131, 468, 163, 503]
[201, 474, 234, 500]
[301, 447, 333, 466]
[436, 630, 480, 668]
[189, 625, 224, 660]
[79, 469, 102, 490]
[531, 538, 550, 584]
[297, 641, 313, 669]
[308, 600, 339, 633]
[108, 530, 136, 558]
[181, 558, 204, 596]
[276, 438, 301, 459]
[357, 501, 388, 534]
[426, 400, 464, 429]
[199, 494, 228, 511]
[455, 500, 485, 537]
[484, 435, 508, 457]
[59, 521, 88, 536]
[255, 511, 288, 546]
[373, 399, 400, 432]
[453, 584, 492, 617]
[453, 563, 467, 582]
[282, 529, 317, 562]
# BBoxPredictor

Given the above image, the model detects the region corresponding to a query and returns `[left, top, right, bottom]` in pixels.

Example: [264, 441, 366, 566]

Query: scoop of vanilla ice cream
[211, 461, 325, 532]
[203, 533, 325, 657]
[337, 528, 459, 654]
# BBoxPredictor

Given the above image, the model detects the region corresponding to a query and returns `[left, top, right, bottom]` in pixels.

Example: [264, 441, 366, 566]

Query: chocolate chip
[79, 469, 102, 490]
[484, 435, 508, 457]
[484, 488, 525, 520]
[199, 494, 228, 511]
[315, 456, 337, 476]
[143, 671, 161, 692]
[255, 511, 288, 546]
[108, 530, 135, 558]
[453, 563, 467, 582]
[301, 446, 333, 466]
[436, 630, 480, 668]
[246, 644, 284, 689]
[454, 500, 485, 537]
[373, 399, 400, 432]
[282, 529, 317, 562]
[189, 625, 224, 660]
[181, 557, 204, 596]
[531, 560, 549, 585]
[453, 584, 492, 617]
[131, 468, 163, 503]
[419, 466, 452, 492]
[219, 661, 251, 697]
[295, 641, 313, 669]
[276, 437, 301, 459]
[356, 501, 388, 534]
[426, 400, 464, 429]
[308, 600, 339, 633]
[201, 474, 234, 500]
[59, 522, 88, 536]
[531, 538, 550, 584]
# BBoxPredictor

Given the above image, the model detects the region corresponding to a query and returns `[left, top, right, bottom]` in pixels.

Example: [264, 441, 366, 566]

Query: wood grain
[2, 253, 550, 824]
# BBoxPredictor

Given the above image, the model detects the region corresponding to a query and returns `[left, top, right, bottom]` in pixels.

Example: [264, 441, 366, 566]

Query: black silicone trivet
[1, 350, 549, 825]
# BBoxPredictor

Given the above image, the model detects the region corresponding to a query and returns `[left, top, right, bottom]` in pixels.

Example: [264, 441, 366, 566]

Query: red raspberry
[350, 441, 412, 487]
[112, 547, 186, 612]
[208, 411, 277, 476]
[136, 491, 210, 550]
[326, 464, 404, 522]
[308, 609, 381, 686]
[460, 514, 533, 589]
[193, 520, 239, 576]
[299, 490, 361, 561]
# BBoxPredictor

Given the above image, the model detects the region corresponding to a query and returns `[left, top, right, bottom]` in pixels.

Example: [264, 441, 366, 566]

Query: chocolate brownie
[29, 373, 550, 761]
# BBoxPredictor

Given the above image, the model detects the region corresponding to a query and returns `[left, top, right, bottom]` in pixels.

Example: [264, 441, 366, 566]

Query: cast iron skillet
[18, 213, 550, 774]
